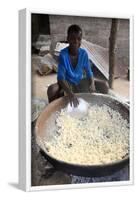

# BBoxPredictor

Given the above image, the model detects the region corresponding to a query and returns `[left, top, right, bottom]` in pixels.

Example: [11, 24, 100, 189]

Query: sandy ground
[32, 72, 57, 100]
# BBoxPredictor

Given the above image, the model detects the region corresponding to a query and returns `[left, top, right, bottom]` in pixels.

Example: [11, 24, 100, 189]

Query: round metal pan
[35, 93, 129, 177]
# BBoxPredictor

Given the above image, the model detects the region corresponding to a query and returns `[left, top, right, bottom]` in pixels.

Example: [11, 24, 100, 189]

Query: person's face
[67, 31, 82, 52]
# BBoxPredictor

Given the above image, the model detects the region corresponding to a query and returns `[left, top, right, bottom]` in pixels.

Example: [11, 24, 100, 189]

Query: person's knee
[101, 81, 109, 94]
[47, 84, 55, 97]
[47, 83, 59, 102]
[95, 79, 109, 94]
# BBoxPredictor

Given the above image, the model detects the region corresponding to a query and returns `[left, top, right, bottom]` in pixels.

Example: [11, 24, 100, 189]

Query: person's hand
[89, 82, 96, 93]
[68, 92, 79, 107]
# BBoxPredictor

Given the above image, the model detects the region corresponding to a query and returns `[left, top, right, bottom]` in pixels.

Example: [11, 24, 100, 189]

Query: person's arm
[57, 53, 79, 107]
[88, 76, 96, 93]
[58, 80, 79, 107]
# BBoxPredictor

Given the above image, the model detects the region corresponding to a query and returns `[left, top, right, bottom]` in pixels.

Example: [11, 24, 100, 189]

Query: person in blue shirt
[47, 24, 109, 107]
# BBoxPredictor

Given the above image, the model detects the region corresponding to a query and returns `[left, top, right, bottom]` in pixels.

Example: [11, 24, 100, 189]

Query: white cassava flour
[38, 104, 129, 165]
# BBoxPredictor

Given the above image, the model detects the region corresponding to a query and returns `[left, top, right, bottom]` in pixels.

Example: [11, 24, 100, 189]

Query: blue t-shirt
[57, 47, 93, 85]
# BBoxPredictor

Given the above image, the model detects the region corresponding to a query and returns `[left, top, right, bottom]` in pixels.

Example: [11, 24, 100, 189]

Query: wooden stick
[109, 19, 118, 88]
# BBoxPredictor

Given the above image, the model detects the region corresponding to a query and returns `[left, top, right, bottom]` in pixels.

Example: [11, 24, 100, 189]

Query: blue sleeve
[84, 51, 94, 78]
[57, 53, 66, 81]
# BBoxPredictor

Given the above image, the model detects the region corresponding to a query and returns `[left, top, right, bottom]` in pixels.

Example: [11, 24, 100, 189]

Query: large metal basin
[35, 93, 129, 177]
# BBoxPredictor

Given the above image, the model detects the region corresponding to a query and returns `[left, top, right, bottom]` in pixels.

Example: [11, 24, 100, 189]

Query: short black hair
[67, 24, 82, 36]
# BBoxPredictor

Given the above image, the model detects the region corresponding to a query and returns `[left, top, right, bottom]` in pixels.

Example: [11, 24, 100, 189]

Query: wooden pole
[109, 19, 118, 89]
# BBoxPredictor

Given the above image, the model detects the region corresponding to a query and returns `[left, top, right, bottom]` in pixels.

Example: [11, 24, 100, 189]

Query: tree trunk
[109, 19, 118, 89]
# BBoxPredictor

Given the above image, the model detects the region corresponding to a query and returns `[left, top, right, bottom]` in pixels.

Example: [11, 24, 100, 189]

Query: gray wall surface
[49, 15, 129, 71]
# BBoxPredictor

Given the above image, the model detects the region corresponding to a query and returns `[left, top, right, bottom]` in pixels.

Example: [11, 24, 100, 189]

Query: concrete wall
[49, 15, 129, 71]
